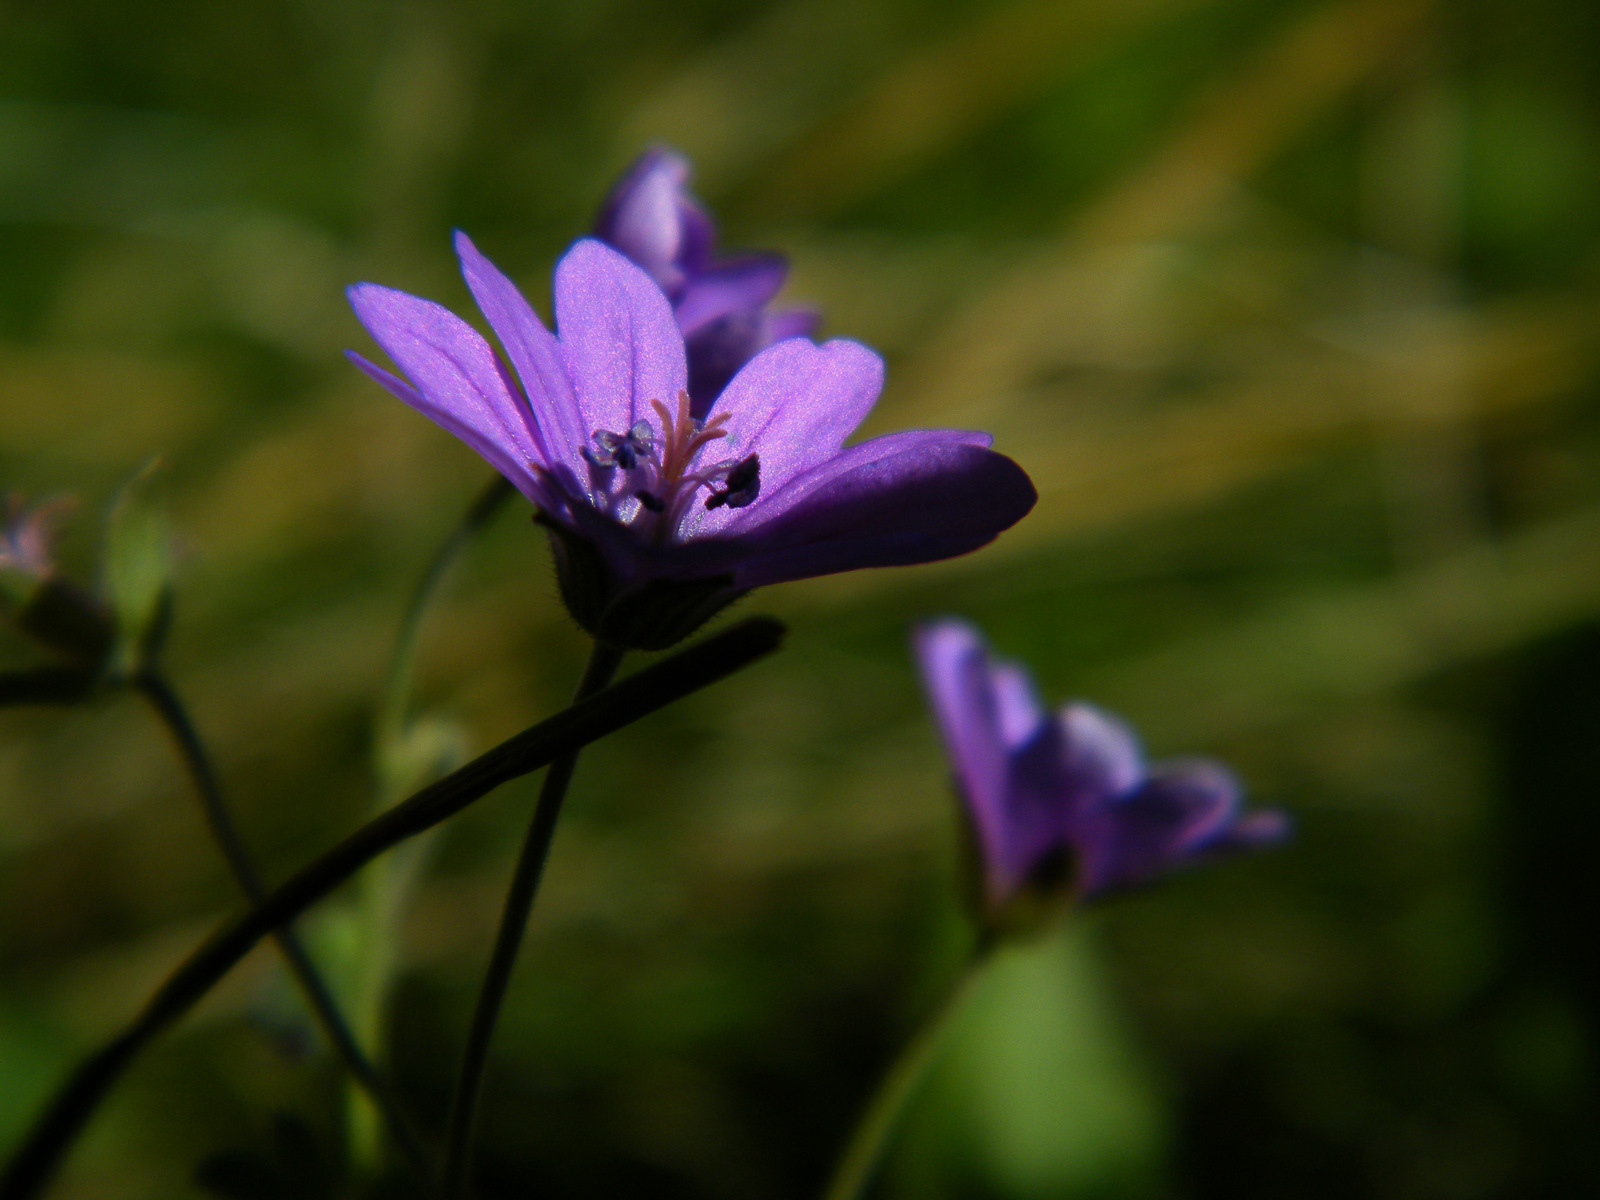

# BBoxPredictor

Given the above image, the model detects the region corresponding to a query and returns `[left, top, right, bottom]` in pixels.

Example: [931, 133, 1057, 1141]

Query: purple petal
[721, 428, 985, 531]
[454, 232, 589, 477]
[346, 285, 545, 502]
[914, 621, 1013, 897]
[1197, 807, 1292, 856]
[1078, 761, 1243, 895]
[1057, 704, 1144, 799]
[998, 717, 1083, 896]
[674, 196, 716, 275]
[698, 338, 884, 524]
[592, 148, 694, 292]
[346, 348, 422, 407]
[674, 255, 788, 336]
[554, 238, 688, 441]
[990, 663, 1044, 750]
[1001, 705, 1139, 894]
[685, 314, 768, 418]
[715, 434, 1036, 588]
[766, 308, 822, 342]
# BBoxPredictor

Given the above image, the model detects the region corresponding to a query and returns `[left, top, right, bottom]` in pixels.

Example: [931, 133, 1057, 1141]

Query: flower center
[582, 390, 760, 538]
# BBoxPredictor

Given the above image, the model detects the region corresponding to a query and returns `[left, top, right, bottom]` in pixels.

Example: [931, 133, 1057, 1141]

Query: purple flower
[914, 619, 1287, 919]
[0, 494, 71, 590]
[347, 237, 1035, 649]
[593, 147, 819, 414]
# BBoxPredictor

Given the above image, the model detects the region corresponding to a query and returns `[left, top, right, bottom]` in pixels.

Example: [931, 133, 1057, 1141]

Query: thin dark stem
[130, 670, 434, 1188]
[381, 475, 515, 749]
[441, 641, 625, 1200]
[0, 616, 783, 1200]
[820, 945, 997, 1200]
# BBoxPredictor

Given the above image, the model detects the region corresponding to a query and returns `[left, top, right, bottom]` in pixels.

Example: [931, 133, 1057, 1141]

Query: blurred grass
[3, 0, 1600, 1197]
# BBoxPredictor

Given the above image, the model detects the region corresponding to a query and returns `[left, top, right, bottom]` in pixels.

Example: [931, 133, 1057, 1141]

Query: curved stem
[380, 475, 515, 750]
[0, 616, 784, 1200]
[130, 669, 434, 1188]
[821, 946, 996, 1200]
[351, 474, 514, 1168]
[441, 640, 625, 1200]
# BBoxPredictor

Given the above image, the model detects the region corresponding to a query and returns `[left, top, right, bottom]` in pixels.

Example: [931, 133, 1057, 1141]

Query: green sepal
[102, 459, 174, 674]
[984, 854, 1082, 941]
[12, 579, 115, 672]
[537, 511, 611, 635]
[537, 512, 747, 651]
[951, 785, 1081, 942]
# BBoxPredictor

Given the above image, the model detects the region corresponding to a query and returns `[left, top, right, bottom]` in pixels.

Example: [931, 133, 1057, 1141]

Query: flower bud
[0, 496, 115, 670]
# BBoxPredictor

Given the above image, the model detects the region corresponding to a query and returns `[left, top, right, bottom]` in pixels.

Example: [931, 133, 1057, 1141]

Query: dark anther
[584, 422, 654, 470]
[705, 454, 760, 510]
[635, 490, 666, 513]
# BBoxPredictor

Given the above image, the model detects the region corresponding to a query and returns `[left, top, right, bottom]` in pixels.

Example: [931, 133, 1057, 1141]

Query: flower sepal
[952, 814, 1080, 941]
[538, 512, 746, 651]
[8, 578, 116, 672]
[102, 461, 175, 676]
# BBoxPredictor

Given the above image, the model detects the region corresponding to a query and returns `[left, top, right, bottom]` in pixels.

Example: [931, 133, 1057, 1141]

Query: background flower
[593, 147, 820, 413]
[915, 618, 1287, 918]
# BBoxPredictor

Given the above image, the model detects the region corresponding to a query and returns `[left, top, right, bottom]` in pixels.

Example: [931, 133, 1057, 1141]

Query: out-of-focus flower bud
[1, 495, 114, 670]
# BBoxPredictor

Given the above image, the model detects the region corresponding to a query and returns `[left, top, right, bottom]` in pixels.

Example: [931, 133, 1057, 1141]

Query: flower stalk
[348, 472, 516, 1168]
[442, 638, 625, 1199]
[822, 946, 996, 1200]
[377, 475, 516, 754]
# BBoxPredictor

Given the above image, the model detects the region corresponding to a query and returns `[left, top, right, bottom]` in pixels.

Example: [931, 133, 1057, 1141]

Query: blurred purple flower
[348, 237, 1034, 648]
[0, 494, 72, 587]
[914, 619, 1287, 917]
[594, 147, 819, 414]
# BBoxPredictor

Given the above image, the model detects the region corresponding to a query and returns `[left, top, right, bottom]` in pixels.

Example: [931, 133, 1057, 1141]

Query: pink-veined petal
[346, 284, 544, 501]
[698, 338, 883, 525]
[554, 238, 688, 439]
[454, 232, 589, 478]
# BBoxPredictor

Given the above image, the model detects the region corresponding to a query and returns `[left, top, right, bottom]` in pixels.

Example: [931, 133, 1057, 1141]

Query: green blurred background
[3, 0, 1600, 1195]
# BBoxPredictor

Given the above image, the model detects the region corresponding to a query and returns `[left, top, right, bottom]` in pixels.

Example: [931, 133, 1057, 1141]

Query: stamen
[583, 421, 655, 470]
[585, 391, 755, 534]
[651, 390, 730, 491]
[705, 454, 760, 510]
